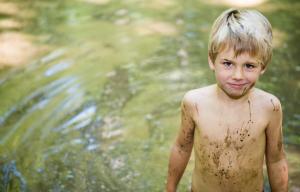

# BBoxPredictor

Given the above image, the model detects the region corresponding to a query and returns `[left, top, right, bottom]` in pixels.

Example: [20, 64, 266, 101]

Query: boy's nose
[232, 68, 244, 80]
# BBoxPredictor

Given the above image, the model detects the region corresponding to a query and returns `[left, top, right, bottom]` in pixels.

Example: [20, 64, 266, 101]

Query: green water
[0, 0, 299, 191]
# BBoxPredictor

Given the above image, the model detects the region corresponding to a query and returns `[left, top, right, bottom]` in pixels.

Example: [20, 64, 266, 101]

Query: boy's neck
[215, 84, 253, 105]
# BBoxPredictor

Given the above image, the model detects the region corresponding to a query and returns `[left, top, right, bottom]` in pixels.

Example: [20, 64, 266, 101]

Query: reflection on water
[0, 0, 299, 191]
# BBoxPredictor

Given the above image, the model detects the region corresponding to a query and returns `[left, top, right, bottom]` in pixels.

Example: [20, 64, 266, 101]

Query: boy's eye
[245, 63, 256, 69]
[223, 61, 232, 67]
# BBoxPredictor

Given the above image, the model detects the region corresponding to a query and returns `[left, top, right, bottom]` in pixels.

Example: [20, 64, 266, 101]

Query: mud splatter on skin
[209, 109, 255, 180]
[277, 126, 283, 152]
[178, 130, 194, 153]
[182, 103, 195, 128]
[212, 149, 222, 167]
[269, 99, 283, 152]
[197, 138, 260, 190]
[196, 143, 215, 174]
[177, 144, 187, 153]
[168, 167, 177, 177]
[183, 127, 194, 145]
[178, 103, 195, 155]
[228, 100, 254, 149]
[195, 99, 258, 187]
[238, 122, 250, 143]
[247, 100, 254, 124]
[270, 99, 280, 112]
[218, 168, 231, 179]
[242, 87, 247, 95]
[250, 170, 258, 178]
[181, 103, 195, 145]
[224, 128, 232, 147]
[231, 120, 253, 151]
[182, 103, 188, 121]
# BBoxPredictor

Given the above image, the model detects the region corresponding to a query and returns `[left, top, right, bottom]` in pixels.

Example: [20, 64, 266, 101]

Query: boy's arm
[166, 94, 195, 192]
[265, 97, 288, 192]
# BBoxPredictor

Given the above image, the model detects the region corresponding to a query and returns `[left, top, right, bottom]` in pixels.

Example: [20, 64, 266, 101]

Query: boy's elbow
[266, 149, 286, 164]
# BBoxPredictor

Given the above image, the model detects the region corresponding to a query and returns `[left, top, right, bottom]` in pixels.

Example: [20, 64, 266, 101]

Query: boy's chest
[192, 102, 268, 141]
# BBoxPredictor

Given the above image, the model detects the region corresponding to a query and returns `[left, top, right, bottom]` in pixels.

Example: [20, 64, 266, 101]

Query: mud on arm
[166, 94, 196, 192]
[265, 97, 288, 192]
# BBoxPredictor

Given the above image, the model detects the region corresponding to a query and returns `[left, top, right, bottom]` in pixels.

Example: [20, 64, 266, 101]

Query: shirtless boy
[166, 8, 288, 192]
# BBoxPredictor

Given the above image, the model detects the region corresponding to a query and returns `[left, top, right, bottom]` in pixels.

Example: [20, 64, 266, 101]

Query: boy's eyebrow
[222, 58, 259, 65]
[223, 59, 234, 63]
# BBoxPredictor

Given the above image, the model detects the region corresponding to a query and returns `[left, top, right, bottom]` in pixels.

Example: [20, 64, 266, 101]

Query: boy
[166, 8, 288, 192]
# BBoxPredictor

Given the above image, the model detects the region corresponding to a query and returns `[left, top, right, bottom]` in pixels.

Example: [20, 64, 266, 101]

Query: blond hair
[208, 8, 273, 67]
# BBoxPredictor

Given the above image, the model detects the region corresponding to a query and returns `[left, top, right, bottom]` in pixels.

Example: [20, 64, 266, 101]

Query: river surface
[0, 0, 299, 191]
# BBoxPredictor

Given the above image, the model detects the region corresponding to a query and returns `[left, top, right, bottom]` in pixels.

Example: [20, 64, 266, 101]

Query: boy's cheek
[251, 72, 262, 79]
[215, 70, 231, 79]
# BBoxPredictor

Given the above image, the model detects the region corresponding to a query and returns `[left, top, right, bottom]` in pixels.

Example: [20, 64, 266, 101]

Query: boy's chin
[220, 86, 251, 99]
[226, 91, 248, 99]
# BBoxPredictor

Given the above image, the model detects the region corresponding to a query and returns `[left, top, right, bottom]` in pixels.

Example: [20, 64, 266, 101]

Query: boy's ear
[260, 65, 267, 75]
[208, 56, 215, 70]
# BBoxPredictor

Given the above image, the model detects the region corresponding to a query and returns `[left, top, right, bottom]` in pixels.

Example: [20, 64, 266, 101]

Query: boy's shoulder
[182, 85, 216, 105]
[252, 88, 282, 112]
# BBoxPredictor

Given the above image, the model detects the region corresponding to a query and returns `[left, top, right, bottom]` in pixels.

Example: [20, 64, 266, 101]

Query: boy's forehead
[218, 47, 261, 63]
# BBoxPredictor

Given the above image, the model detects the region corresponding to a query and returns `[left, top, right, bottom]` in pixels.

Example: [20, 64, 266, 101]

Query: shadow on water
[0, 0, 299, 191]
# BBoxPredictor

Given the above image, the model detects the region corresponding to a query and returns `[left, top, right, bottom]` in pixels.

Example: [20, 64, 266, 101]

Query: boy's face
[209, 47, 266, 99]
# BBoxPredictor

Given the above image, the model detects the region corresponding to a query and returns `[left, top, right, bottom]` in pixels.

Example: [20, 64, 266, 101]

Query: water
[0, 0, 299, 191]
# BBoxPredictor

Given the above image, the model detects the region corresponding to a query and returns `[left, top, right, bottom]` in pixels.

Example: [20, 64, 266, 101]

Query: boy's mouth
[227, 83, 247, 89]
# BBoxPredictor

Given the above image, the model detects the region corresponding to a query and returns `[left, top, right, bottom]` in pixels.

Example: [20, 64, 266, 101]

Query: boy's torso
[189, 85, 271, 192]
